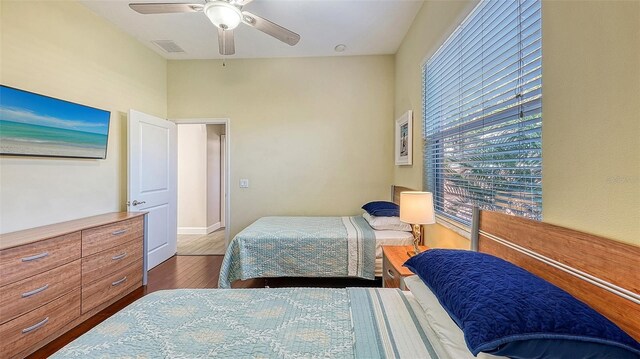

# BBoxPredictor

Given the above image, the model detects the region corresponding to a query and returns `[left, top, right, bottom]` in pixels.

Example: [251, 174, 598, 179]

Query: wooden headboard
[391, 185, 414, 205]
[471, 208, 640, 341]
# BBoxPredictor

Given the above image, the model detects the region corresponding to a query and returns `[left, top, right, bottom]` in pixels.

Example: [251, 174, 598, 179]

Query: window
[423, 0, 542, 225]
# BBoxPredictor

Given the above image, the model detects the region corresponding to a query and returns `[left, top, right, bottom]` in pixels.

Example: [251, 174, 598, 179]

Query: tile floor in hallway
[177, 228, 226, 255]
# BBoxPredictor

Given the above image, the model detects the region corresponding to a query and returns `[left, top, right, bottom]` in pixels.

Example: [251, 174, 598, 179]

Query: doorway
[174, 119, 230, 255]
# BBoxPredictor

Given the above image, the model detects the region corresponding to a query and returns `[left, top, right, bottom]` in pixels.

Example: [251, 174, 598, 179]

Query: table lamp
[400, 191, 436, 256]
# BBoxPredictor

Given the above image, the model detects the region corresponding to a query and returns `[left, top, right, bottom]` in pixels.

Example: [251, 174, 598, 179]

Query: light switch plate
[239, 179, 249, 188]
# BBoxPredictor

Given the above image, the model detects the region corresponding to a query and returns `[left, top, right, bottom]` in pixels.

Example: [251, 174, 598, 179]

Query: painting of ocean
[0, 86, 110, 159]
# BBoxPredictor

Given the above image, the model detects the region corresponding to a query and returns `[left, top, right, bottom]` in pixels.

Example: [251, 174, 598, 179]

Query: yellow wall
[542, 1, 640, 245]
[394, 0, 640, 246]
[0, 1, 167, 233]
[168, 56, 395, 237]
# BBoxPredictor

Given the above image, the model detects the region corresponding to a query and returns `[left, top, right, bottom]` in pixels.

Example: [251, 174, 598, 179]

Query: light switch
[239, 179, 249, 188]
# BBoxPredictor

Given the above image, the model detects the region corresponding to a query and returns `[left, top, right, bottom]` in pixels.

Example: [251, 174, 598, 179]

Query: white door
[128, 109, 177, 271]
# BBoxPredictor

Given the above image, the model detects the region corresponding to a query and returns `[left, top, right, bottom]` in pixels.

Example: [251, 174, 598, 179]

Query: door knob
[132, 200, 146, 206]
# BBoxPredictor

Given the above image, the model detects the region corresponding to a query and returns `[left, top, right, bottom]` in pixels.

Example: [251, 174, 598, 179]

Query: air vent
[152, 40, 185, 53]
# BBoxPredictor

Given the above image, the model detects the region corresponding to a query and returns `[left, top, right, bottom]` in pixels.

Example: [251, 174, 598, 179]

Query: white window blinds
[423, 0, 542, 225]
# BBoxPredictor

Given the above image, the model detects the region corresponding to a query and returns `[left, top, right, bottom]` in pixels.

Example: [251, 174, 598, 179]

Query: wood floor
[177, 229, 226, 255]
[31, 255, 380, 357]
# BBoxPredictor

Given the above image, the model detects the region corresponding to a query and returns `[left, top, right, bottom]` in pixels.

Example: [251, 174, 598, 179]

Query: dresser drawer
[0, 259, 81, 325]
[82, 238, 143, 286]
[0, 289, 81, 359]
[0, 232, 81, 287]
[82, 260, 142, 313]
[382, 255, 402, 289]
[82, 217, 143, 256]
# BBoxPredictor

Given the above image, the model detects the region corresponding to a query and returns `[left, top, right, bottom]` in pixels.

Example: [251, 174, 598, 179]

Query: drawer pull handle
[22, 317, 49, 334]
[112, 229, 127, 236]
[387, 269, 396, 279]
[22, 284, 49, 298]
[112, 276, 128, 286]
[112, 252, 127, 261]
[21, 252, 49, 262]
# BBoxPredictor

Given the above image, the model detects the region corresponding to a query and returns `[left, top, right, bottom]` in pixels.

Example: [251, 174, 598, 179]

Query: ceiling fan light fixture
[204, 2, 242, 30]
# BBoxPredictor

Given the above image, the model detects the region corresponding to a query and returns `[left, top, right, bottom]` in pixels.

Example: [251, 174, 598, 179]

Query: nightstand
[382, 245, 428, 290]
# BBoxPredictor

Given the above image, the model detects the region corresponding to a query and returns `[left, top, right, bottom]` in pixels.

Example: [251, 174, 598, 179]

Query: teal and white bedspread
[52, 288, 440, 358]
[218, 216, 376, 289]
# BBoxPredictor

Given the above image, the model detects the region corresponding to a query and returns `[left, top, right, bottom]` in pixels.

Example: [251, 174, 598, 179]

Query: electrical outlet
[239, 179, 249, 188]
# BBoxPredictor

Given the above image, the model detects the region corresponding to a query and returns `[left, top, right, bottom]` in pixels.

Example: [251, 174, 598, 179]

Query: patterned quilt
[52, 288, 440, 358]
[218, 216, 376, 289]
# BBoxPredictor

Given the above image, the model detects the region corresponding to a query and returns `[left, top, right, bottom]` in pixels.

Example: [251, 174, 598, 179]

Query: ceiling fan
[129, 0, 301, 55]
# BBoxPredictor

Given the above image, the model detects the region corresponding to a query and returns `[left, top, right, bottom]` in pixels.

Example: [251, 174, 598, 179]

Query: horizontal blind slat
[423, 0, 542, 225]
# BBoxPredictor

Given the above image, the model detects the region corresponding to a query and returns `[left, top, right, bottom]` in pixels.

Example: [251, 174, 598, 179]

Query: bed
[51, 287, 450, 358]
[51, 209, 640, 358]
[218, 185, 415, 288]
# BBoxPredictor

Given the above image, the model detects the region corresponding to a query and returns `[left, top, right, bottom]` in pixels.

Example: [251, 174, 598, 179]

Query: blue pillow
[361, 201, 399, 217]
[404, 249, 640, 359]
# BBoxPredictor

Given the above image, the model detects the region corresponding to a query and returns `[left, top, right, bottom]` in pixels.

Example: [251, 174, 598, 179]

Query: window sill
[435, 215, 471, 240]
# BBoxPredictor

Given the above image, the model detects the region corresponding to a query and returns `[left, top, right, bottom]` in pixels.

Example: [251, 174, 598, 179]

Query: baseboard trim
[207, 222, 221, 234]
[178, 222, 221, 235]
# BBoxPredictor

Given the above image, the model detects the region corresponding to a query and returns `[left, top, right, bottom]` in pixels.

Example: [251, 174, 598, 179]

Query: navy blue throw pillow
[404, 249, 640, 359]
[361, 201, 399, 217]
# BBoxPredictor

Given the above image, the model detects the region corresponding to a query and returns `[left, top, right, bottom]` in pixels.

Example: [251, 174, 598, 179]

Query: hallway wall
[177, 123, 225, 234]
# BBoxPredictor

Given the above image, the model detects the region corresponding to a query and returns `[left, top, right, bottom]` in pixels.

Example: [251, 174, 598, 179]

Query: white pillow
[362, 212, 411, 232]
[403, 275, 506, 359]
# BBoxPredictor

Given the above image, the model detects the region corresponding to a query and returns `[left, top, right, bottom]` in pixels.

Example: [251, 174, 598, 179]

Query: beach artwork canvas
[400, 123, 409, 156]
[0, 86, 110, 159]
[395, 110, 412, 165]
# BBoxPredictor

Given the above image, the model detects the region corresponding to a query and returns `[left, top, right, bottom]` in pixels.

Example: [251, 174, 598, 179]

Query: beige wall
[177, 124, 208, 229]
[541, 1, 640, 245]
[394, 0, 640, 246]
[0, 0, 167, 233]
[176, 124, 225, 232]
[168, 56, 395, 238]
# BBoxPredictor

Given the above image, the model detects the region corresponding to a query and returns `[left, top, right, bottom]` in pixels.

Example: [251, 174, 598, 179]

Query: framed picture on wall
[0, 85, 111, 159]
[395, 110, 412, 166]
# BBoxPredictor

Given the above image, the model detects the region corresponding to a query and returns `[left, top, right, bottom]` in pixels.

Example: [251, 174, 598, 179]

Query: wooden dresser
[0, 212, 146, 358]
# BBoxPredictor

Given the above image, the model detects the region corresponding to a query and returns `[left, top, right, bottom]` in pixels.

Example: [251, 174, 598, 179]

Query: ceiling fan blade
[232, 0, 254, 6]
[218, 28, 235, 55]
[129, 3, 204, 14]
[241, 11, 300, 46]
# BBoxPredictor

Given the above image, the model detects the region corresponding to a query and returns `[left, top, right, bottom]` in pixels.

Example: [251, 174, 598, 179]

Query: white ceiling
[80, 0, 423, 59]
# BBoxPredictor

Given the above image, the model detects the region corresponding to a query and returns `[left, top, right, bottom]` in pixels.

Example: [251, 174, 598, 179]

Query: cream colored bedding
[374, 229, 414, 276]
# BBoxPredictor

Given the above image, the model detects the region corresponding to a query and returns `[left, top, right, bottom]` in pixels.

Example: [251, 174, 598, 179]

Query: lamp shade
[400, 192, 436, 225]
